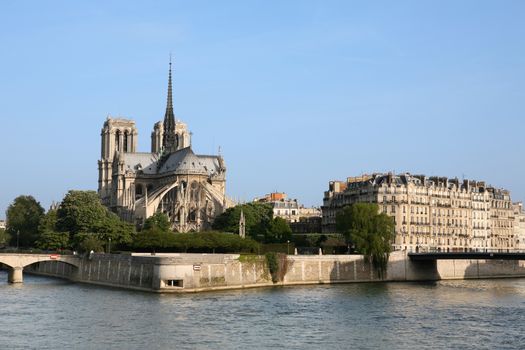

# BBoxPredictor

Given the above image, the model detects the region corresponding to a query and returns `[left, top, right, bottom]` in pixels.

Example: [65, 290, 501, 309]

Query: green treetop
[212, 202, 273, 237]
[55, 190, 135, 251]
[56, 191, 108, 234]
[35, 208, 70, 251]
[212, 202, 292, 243]
[143, 212, 171, 232]
[6, 195, 45, 247]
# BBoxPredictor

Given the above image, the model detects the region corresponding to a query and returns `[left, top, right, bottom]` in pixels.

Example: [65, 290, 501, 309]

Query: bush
[265, 252, 289, 283]
[261, 243, 294, 254]
[132, 231, 260, 253]
[265, 252, 278, 281]
[73, 233, 104, 253]
[143, 212, 170, 232]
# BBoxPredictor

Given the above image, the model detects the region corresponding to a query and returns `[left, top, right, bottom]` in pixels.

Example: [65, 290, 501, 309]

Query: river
[1, 271, 525, 349]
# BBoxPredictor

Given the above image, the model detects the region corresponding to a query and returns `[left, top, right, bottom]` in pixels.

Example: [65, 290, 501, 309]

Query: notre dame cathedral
[98, 62, 232, 232]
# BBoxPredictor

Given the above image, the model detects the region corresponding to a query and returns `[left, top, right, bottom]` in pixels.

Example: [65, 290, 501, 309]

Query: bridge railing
[396, 246, 525, 254]
[0, 248, 75, 255]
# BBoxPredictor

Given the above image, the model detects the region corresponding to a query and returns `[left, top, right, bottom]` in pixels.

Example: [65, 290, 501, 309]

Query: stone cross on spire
[162, 56, 177, 153]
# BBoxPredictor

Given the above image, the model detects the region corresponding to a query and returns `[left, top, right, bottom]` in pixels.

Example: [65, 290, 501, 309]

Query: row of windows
[383, 205, 476, 218]
[400, 237, 471, 246]
[379, 186, 476, 198]
[493, 200, 512, 209]
[381, 196, 489, 210]
[114, 130, 132, 153]
[273, 202, 298, 209]
[275, 209, 297, 216]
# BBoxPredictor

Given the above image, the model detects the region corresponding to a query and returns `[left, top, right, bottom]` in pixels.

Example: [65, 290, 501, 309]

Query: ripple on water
[2, 274, 525, 349]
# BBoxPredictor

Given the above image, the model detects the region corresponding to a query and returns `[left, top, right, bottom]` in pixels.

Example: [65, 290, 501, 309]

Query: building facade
[513, 202, 525, 251]
[322, 173, 518, 252]
[98, 62, 232, 232]
[255, 192, 321, 223]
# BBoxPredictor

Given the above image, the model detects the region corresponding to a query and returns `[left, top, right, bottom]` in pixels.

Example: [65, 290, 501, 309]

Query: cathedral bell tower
[98, 117, 137, 205]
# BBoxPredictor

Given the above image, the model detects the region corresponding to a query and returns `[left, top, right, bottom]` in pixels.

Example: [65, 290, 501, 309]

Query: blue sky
[1, 1, 524, 218]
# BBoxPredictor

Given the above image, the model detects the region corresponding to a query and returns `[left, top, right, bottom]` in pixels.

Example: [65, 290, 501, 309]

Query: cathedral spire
[162, 57, 177, 153]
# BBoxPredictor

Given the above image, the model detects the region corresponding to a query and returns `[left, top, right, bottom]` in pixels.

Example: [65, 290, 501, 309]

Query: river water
[1, 271, 525, 349]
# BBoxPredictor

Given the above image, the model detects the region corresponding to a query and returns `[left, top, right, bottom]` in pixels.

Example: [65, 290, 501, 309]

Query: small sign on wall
[193, 264, 201, 271]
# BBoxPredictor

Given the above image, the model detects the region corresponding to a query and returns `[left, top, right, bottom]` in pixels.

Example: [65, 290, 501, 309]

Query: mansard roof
[343, 172, 507, 194]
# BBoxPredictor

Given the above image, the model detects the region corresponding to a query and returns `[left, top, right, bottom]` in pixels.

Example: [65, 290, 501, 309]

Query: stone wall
[26, 252, 525, 293]
[27, 254, 157, 292]
[436, 258, 525, 279]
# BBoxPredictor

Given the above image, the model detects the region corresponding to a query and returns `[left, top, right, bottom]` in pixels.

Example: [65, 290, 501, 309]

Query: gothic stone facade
[322, 173, 519, 253]
[98, 63, 231, 232]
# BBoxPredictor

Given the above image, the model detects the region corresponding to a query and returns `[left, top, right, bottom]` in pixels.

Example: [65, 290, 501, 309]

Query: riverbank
[24, 251, 525, 293]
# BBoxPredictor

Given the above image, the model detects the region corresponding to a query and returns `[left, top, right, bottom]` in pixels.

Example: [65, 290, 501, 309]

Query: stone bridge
[408, 252, 525, 261]
[0, 254, 81, 283]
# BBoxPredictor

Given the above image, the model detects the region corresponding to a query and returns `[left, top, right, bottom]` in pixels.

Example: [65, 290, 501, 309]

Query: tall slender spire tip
[162, 57, 177, 152]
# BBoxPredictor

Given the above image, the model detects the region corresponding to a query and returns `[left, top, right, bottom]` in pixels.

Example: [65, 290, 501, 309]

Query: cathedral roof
[122, 152, 159, 174]
[120, 146, 224, 177]
[158, 147, 223, 176]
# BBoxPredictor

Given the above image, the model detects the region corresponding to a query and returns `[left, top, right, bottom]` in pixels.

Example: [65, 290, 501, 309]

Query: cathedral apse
[98, 62, 232, 232]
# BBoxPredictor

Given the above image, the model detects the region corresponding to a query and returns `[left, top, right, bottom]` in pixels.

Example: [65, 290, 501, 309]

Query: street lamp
[287, 240, 290, 255]
[108, 237, 112, 254]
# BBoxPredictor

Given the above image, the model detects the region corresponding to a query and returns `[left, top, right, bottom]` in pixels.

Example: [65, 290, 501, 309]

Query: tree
[38, 209, 58, 233]
[143, 212, 171, 232]
[55, 190, 135, 250]
[35, 208, 70, 250]
[336, 203, 394, 277]
[0, 228, 10, 248]
[265, 217, 292, 243]
[6, 195, 45, 247]
[56, 191, 107, 234]
[35, 231, 70, 251]
[92, 213, 135, 247]
[212, 202, 273, 239]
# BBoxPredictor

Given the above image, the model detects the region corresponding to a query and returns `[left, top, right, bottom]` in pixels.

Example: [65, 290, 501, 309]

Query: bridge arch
[0, 254, 81, 283]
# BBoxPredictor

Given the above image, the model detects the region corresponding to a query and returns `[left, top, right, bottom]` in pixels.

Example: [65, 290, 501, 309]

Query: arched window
[135, 184, 143, 198]
[123, 131, 129, 152]
[115, 130, 121, 151]
[190, 182, 199, 201]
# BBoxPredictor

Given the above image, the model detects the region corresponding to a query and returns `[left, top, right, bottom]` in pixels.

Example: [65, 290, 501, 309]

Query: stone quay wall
[26, 251, 525, 293]
[26, 254, 158, 291]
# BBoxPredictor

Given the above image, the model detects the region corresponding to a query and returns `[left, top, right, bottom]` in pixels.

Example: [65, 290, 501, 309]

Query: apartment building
[322, 173, 518, 252]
